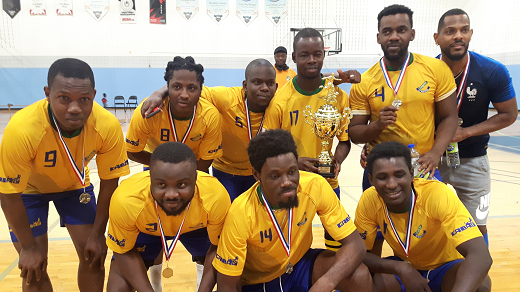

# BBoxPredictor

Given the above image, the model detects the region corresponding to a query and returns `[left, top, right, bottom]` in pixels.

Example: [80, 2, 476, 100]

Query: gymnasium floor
[0, 108, 519, 291]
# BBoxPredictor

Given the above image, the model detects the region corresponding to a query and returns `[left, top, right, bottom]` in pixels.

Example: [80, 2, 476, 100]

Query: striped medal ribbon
[380, 52, 411, 108]
[168, 102, 197, 143]
[455, 52, 471, 112]
[244, 98, 265, 141]
[383, 189, 416, 262]
[155, 201, 191, 278]
[50, 112, 90, 204]
[259, 188, 294, 274]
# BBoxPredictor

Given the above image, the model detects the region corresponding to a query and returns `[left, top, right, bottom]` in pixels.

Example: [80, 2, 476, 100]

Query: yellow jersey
[0, 100, 129, 194]
[213, 171, 356, 285]
[201, 86, 264, 176]
[107, 171, 231, 254]
[274, 66, 297, 88]
[355, 179, 482, 270]
[125, 97, 222, 161]
[349, 53, 456, 154]
[263, 77, 350, 189]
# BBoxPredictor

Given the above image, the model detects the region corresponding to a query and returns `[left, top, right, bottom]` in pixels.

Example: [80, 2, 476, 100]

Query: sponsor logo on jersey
[125, 138, 140, 146]
[110, 160, 129, 171]
[337, 215, 351, 228]
[215, 254, 238, 266]
[208, 144, 222, 154]
[146, 223, 158, 232]
[416, 81, 430, 93]
[190, 134, 202, 142]
[85, 150, 96, 162]
[30, 218, 42, 229]
[297, 212, 308, 226]
[466, 83, 477, 101]
[413, 224, 426, 238]
[108, 233, 126, 247]
[451, 217, 476, 236]
[189, 222, 205, 229]
[0, 174, 21, 184]
[475, 193, 490, 220]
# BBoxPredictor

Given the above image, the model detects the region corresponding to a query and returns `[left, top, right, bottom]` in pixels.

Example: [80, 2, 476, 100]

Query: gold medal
[392, 98, 402, 109]
[285, 262, 293, 274]
[162, 267, 174, 278]
[458, 117, 463, 126]
[79, 192, 91, 204]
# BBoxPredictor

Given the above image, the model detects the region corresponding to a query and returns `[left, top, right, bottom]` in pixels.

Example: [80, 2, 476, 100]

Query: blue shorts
[132, 228, 211, 265]
[242, 248, 324, 292]
[212, 167, 256, 202]
[10, 184, 96, 242]
[386, 256, 463, 292]
[363, 167, 443, 191]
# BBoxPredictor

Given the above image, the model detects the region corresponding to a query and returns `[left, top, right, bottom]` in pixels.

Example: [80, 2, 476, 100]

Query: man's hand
[397, 262, 432, 292]
[360, 144, 368, 169]
[309, 277, 336, 292]
[335, 69, 362, 84]
[375, 105, 398, 130]
[452, 125, 470, 143]
[298, 157, 320, 173]
[141, 91, 166, 118]
[19, 245, 47, 285]
[417, 150, 442, 179]
[84, 233, 108, 269]
[332, 157, 342, 178]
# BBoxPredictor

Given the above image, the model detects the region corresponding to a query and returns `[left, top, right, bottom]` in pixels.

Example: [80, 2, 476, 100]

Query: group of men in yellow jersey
[0, 3, 507, 292]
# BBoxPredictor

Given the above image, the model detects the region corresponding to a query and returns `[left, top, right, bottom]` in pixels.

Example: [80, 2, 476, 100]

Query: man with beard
[263, 28, 360, 251]
[349, 4, 458, 190]
[214, 129, 372, 292]
[273, 46, 297, 88]
[106, 142, 231, 292]
[434, 9, 517, 246]
[355, 141, 491, 292]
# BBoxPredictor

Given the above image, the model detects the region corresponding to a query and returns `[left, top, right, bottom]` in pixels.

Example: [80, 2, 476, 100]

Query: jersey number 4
[375, 87, 385, 102]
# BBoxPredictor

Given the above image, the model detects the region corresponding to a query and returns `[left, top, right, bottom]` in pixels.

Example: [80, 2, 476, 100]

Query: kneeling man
[356, 141, 491, 292]
[106, 142, 231, 292]
[214, 129, 372, 292]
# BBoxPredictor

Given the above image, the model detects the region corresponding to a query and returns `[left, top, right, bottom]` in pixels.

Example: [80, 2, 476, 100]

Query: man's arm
[199, 245, 218, 292]
[452, 98, 518, 142]
[141, 85, 168, 118]
[332, 140, 351, 178]
[127, 151, 152, 166]
[216, 272, 241, 292]
[417, 92, 457, 176]
[0, 192, 47, 285]
[113, 249, 155, 292]
[84, 177, 119, 268]
[348, 106, 398, 144]
[310, 231, 366, 291]
[450, 237, 492, 292]
[197, 159, 213, 173]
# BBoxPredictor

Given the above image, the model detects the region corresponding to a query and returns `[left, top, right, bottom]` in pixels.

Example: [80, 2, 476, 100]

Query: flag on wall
[85, 0, 109, 21]
[3, 0, 20, 19]
[236, 0, 258, 26]
[150, 0, 166, 24]
[119, 0, 136, 23]
[265, 0, 287, 26]
[30, 0, 47, 15]
[177, 0, 199, 22]
[206, 0, 228, 23]
[57, 0, 73, 15]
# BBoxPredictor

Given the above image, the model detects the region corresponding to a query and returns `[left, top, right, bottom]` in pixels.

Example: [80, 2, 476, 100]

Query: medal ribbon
[244, 98, 265, 141]
[380, 52, 411, 100]
[50, 112, 85, 187]
[455, 52, 471, 112]
[167, 103, 197, 143]
[155, 201, 191, 261]
[259, 188, 293, 257]
[383, 189, 416, 257]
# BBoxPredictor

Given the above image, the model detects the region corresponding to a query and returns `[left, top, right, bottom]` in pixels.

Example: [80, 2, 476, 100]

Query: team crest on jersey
[145, 223, 158, 232]
[189, 222, 205, 229]
[466, 83, 477, 101]
[416, 81, 430, 93]
[137, 245, 146, 252]
[297, 212, 308, 226]
[412, 224, 426, 238]
[359, 231, 367, 240]
[85, 150, 96, 162]
[286, 75, 291, 81]
[190, 134, 202, 142]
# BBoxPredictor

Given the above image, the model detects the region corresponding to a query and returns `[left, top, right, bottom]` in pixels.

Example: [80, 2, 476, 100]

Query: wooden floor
[0, 109, 519, 291]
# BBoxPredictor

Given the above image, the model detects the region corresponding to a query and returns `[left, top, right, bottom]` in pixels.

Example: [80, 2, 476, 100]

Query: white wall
[1, 0, 519, 69]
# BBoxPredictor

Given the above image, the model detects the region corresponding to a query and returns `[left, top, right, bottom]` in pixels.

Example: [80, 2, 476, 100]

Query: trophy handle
[303, 105, 315, 127]
[337, 107, 353, 134]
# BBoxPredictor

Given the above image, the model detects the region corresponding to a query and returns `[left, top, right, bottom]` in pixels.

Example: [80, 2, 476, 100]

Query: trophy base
[316, 163, 335, 178]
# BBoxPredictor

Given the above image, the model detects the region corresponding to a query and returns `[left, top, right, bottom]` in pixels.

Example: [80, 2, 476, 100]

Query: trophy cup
[303, 74, 353, 178]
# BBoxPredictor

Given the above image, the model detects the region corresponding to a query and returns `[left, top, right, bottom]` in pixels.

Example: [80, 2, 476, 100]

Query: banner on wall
[57, 1, 73, 15]
[119, 0, 136, 23]
[150, 0, 166, 24]
[265, 0, 287, 26]
[177, 0, 199, 22]
[85, 0, 109, 21]
[206, 0, 228, 23]
[30, 0, 46, 15]
[3, 0, 21, 19]
[236, 0, 258, 26]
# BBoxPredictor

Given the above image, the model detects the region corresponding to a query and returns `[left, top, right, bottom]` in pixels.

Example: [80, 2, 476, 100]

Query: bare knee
[339, 263, 373, 292]
[476, 275, 491, 292]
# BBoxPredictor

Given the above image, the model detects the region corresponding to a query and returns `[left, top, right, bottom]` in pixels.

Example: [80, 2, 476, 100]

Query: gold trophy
[303, 74, 353, 178]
